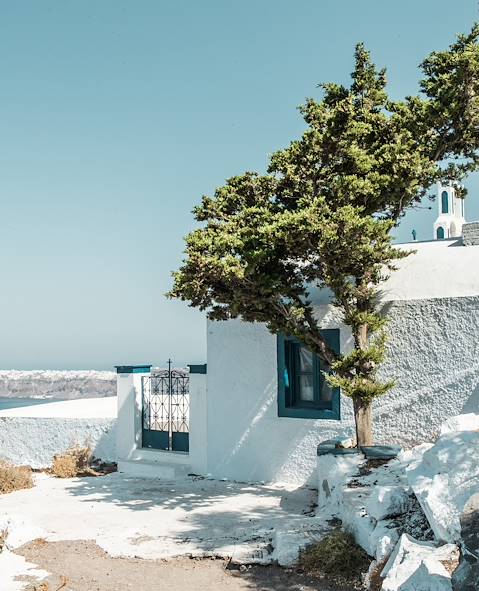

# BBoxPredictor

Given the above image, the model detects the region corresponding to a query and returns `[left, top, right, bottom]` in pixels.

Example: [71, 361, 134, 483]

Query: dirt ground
[17, 539, 347, 591]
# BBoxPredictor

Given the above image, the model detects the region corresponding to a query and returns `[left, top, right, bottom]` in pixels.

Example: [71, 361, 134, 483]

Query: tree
[169, 26, 479, 446]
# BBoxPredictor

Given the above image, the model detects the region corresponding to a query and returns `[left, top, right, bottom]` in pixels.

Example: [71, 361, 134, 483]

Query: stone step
[118, 457, 191, 480]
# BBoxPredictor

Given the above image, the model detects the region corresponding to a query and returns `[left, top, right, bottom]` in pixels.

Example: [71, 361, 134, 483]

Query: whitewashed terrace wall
[205, 295, 479, 485]
[0, 417, 116, 469]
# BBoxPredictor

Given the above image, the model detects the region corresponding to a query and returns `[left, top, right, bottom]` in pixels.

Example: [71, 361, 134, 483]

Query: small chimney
[462, 222, 479, 246]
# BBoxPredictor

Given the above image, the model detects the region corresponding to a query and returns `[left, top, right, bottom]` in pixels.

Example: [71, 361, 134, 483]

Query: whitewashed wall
[205, 295, 479, 485]
[0, 417, 116, 468]
[205, 239, 479, 484]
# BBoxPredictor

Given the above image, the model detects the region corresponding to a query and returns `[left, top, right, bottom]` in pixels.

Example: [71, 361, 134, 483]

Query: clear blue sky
[1, 1, 478, 370]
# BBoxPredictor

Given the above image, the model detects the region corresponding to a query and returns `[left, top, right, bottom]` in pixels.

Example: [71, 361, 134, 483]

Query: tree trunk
[353, 397, 373, 447]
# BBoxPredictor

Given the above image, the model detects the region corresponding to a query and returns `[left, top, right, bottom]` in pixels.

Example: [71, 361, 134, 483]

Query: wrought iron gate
[141, 361, 190, 452]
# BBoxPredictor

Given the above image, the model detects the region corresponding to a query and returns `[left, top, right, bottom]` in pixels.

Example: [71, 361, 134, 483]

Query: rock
[452, 492, 479, 591]
[317, 437, 361, 456]
[361, 445, 402, 460]
[440, 414, 479, 436]
[381, 533, 459, 591]
[406, 428, 479, 543]
[317, 451, 364, 514]
[386, 561, 452, 591]
[397, 443, 432, 469]
[370, 520, 400, 561]
[460, 493, 479, 560]
[335, 436, 354, 449]
[366, 485, 411, 521]
[272, 519, 330, 566]
[341, 486, 377, 556]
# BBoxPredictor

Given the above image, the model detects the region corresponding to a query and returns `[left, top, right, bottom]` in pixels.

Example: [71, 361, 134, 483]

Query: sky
[0, 1, 478, 370]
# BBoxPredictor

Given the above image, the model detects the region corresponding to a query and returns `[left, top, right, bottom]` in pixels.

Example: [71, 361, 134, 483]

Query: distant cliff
[0, 370, 116, 399]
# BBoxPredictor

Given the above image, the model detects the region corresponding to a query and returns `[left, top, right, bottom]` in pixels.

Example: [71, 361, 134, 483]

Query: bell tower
[433, 182, 465, 239]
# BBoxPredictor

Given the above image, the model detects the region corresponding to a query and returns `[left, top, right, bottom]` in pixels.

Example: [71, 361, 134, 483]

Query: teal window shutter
[277, 330, 340, 420]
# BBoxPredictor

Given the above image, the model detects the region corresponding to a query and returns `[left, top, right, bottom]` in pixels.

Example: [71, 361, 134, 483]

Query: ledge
[115, 365, 152, 374]
[188, 364, 207, 374]
[317, 438, 361, 456]
[317, 439, 401, 459]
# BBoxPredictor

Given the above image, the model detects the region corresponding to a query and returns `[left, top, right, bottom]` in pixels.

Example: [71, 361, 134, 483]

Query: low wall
[0, 398, 117, 468]
[0, 417, 117, 468]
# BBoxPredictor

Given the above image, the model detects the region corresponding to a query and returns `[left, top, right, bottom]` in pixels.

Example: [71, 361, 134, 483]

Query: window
[441, 191, 449, 214]
[436, 226, 445, 239]
[277, 330, 340, 419]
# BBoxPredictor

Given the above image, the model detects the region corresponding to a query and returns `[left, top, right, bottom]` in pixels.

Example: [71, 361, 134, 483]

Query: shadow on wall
[462, 381, 479, 414]
[207, 377, 354, 485]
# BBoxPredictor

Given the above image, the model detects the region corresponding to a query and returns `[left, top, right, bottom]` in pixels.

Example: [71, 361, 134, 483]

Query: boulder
[370, 520, 400, 561]
[406, 428, 479, 543]
[381, 533, 459, 591]
[366, 485, 411, 522]
[452, 492, 479, 591]
[317, 449, 363, 515]
[440, 414, 479, 436]
[272, 519, 330, 566]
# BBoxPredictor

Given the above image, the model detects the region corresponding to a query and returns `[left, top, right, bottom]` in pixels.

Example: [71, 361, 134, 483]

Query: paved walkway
[0, 472, 325, 589]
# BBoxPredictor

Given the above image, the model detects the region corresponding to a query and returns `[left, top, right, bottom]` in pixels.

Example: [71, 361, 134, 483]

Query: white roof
[380, 238, 479, 301]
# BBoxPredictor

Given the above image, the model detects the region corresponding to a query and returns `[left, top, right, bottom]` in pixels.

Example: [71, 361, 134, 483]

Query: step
[118, 452, 191, 480]
[131, 447, 190, 465]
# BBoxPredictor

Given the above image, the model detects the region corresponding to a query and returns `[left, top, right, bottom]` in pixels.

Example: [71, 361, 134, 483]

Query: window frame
[277, 331, 341, 420]
[441, 190, 449, 214]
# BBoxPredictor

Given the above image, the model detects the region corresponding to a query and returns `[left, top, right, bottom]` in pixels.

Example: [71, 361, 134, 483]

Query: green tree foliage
[169, 26, 479, 446]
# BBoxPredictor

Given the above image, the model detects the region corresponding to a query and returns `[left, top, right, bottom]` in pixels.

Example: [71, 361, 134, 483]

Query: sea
[0, 397, 63, 411]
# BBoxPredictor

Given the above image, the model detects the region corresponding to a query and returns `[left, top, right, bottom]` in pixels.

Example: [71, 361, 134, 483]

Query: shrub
[51, 446, 95, 478]
[0, 460, 33, 494]
[0, 528, 8, 552]
[299, 529, 370, 589]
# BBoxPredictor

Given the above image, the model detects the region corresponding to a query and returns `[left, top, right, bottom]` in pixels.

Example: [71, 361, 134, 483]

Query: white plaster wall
[376, 296, 479, 446]
[0, 417, 116, 468]
[116, 372, 146, 461]
[205, 295, 479, 485]
[206, 312, 355, 485]
[189, 373, 208, 475]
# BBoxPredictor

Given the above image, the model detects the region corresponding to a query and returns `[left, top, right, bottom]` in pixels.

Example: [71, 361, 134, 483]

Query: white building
[434, 181, 466, 239]
[117, 225, 479, 486]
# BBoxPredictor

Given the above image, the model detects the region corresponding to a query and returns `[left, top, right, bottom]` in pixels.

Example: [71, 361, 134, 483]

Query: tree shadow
[59, 472, 321, 565]
[63, 471, 315, 514]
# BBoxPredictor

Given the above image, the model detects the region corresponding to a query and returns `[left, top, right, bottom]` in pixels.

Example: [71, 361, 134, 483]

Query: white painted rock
[381, 534, 458, 591]
[370, 520, 400, 561]
[440, 413, 479, 436]
[366, 485, 411, 521]
[272, 519, 330, 566]
[397, 443, 433, 470]
[406, 428, 479, 542]
[317, 452, 363, 514]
